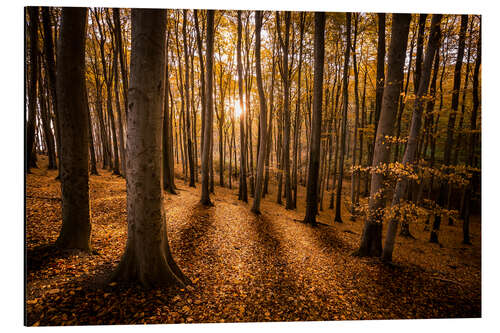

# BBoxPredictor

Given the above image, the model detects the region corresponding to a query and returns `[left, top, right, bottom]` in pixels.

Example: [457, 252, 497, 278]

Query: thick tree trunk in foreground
[334, 12, 352, 223]
[201, 10, 215, 206]
[382, 14, 442, 261]
[55, 7, 92, 251]
[251, 11, 268, 214]
[354, 14, 411, 257]
[112, 9, 188, 288]
[26, 7, 39, 172]
[303, 12, 326, 226]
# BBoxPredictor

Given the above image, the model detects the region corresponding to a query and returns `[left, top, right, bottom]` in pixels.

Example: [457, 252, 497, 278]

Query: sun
[234, 101, 243, 118]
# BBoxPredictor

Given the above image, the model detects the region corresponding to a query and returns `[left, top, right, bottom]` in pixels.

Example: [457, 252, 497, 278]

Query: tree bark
[251, 11, 268, 214]
[55, 7, 92, 251]
[183, 10, 196, 187]
[382, 14, 442, 261]
[200, 10, 215, 205]
[334, 13, 352, 223]
[112, 9, 188, 288]
[236, 11, 248, 203]
[303, 12, 326, 225]
[26, 7, 39, 172]
[354, 14, 411, 258]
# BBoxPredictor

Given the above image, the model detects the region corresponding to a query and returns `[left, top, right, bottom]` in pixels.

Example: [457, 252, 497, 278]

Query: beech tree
[251, 10, 268, 214]
[382, 14, 442, 261]
[333, 12, 351, 223]
[303, 12, 326, 226]
[200, 10, 215, 206]
[55, 7, 92, 251]
[354, 14, 411, 257]
[112, 9, 188, 287]
[26, 7, 39, 172]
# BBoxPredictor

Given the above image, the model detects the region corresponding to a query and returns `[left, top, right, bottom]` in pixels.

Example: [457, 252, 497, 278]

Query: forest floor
[25, 155, 481, 326]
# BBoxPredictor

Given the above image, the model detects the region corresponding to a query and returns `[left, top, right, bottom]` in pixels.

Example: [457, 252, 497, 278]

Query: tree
[112, 9, 188, 287]
[200, 10, 215, 206]
[183, 9, 196, 187]
[303, 12, 326, 226]
[382, 14, 443, 261]
[354, 13, 412, 257]
[251, 10, 268, 214]
[26, 7, 39, 172]
[236, 11, 248, 203]
[55, 7, 92, 251]
[333, 12, 352, 223]
[276, 11, 293, 209]
[462, 18, 481, 245]
[41, 7, 61, 172]
[163, 19, 177, 194]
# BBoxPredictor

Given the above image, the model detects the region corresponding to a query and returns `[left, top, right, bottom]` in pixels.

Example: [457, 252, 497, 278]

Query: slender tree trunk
[41, 7, 62, 174]
[303, 12, 326, 225]
[55, 7, 92, 251]
[354, 14, 411, 258]
[85, 88, 99, 175]
[183, 10, 196, 187]
[236, 11, 248, 202]
[292, 13, 305, 209]
[251, 11, 268, 214]
[350, 14, 360, 219]
[26, 7, 39, 172]
[113, 35, 127, 177]
[163, 27, 176, 194]
[462, 19, 481, 245]
[38, 66, 57, 170]
[277, 11, 293, 209]
[334, 13, 352, 223]
[200, 10, 215, 205]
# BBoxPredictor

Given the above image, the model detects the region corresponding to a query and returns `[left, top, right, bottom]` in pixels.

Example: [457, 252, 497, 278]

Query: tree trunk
[200, 10, 215, 205]
[26, 7, 39, 172]
[236, 11, 248, 203]
[41, 7, 63, 174]
[112, 9, 188, 288]
[354, 14, 411, 258]
[462, 18, 481, 245]
[163, 26, 176, 194]
[382, 14, 442, 261]
[350, 14, 360, 219]
[55, 7, 92, 251]
[183, 10, 196, 187]
[251, 11, 268, 214]
[303, 12, 326, 225]
[277, 11, 293, 209]
[334, 13, 352, 223]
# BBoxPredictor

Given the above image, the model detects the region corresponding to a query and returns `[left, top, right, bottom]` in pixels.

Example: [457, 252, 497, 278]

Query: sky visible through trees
[25, 7, 481, 326]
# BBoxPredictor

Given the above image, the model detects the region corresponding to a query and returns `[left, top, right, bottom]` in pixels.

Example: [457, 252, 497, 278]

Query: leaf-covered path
[26, 159, 481, 326]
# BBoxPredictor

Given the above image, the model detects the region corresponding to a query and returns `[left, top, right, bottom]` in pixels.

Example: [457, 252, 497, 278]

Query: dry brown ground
[25, 155, 481, 326]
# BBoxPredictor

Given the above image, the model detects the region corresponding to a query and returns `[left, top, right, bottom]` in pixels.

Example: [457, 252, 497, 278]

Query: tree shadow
[175, 202, 217, 265]
[26, 244, 91, 274]
[239, 213, 308, 321]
